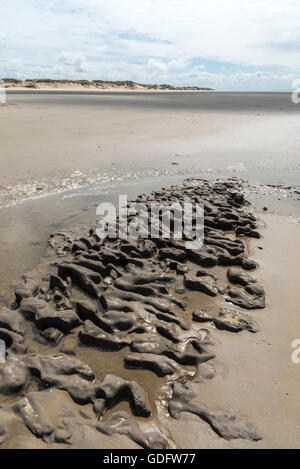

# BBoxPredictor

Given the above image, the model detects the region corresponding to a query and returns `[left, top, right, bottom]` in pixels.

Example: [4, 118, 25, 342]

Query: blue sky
[1, 0, 300, 90]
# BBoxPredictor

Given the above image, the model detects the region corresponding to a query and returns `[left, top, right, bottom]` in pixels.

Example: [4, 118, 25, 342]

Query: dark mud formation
[0, 179, 264, 448]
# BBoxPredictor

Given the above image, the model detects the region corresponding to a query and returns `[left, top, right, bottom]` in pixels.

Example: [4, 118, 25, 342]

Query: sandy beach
[3, 0, 300, 455]
[1, 91, 300, 207]
[0, 91, 300, 450]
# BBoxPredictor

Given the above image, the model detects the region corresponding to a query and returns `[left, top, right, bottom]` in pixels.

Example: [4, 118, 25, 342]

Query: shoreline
[0, 170, 299, 308]
[5, 88, 292, 93]
[6, 87, 213, 93]
[3, 165, 297, 211]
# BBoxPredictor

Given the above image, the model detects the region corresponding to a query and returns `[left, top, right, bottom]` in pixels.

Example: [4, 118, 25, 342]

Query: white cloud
[147, 59, 168, 71]
[0, 32, 7, 46]
[1, 58, 24, 78]
[146, 58, 189, 71]
[59, 51, 85, 66]
[72, 0, 300, 69]
[58, 51, 90, 74]
[1, 0, 300, 89]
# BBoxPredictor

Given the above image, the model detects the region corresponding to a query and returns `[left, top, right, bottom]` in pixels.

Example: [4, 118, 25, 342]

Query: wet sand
[0, 91, 300, 449]
[1, 91, 300, 207]
[0, 179, 262, 448]
[0, 178, 300, 449]
[172, 212, 300, 448]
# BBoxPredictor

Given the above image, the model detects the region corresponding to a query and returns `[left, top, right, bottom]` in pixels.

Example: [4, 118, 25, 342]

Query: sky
[1, 0, 300, 90]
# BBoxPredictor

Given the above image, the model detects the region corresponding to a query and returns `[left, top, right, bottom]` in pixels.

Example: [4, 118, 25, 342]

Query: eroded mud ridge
[0, 179, 265, 448]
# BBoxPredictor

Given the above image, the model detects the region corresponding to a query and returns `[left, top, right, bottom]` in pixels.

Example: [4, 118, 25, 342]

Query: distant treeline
[2, 78, 213, 91]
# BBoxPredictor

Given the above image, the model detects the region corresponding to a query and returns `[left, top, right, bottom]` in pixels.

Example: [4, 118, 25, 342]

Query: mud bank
[1, 177, 299, 449]
[0, 178, 276, 449]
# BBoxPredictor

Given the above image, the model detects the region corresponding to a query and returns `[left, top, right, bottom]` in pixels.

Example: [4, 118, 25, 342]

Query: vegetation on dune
[2, 78, 214, 91]
[2, 78, 22, 84]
